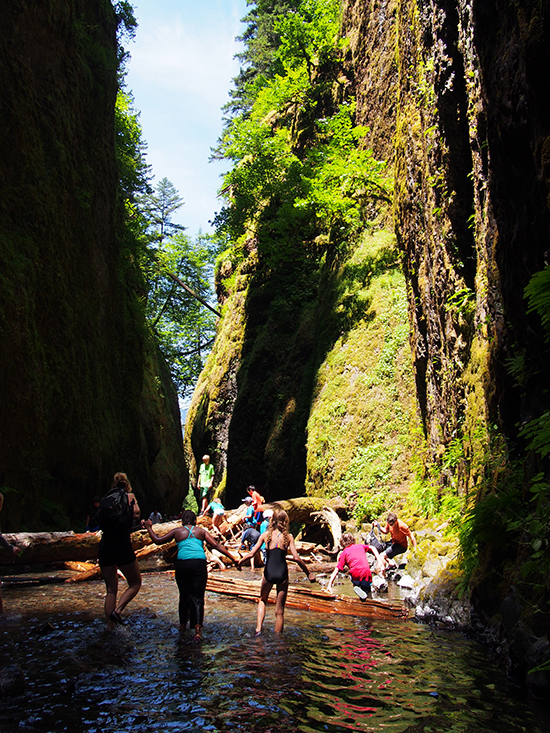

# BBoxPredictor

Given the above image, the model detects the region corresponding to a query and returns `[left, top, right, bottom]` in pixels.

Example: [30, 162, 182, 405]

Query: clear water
[0, 568, 547, 732]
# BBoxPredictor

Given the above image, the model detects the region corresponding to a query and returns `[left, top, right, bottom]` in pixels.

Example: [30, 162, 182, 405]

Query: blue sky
[124, 0, 249, 237]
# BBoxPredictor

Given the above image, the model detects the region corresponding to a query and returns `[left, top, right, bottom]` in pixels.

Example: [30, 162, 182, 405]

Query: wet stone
[0, 665, 26, 697]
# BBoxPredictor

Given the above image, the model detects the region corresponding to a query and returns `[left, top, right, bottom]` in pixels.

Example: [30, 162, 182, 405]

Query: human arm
[409, 531, 417, 550]
[325, 565, 340, 594]
[288, 535, 315, 582]
[379, 523, 390, 535]
[237, 532, 266, 566]
[128, 492, 140, 523]
[366, 544, 383, 573]
[202, 529, 240, 566]
[141, 519, 177, 545]
[366, 544, 381, 563]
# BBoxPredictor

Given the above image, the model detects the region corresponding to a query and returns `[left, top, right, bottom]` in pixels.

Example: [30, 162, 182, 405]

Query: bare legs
[101, 560, 142, 630]
[255, 577, 288, 635]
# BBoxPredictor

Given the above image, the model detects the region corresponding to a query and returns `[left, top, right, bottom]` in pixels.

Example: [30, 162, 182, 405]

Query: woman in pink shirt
[326, 532, 382, 600]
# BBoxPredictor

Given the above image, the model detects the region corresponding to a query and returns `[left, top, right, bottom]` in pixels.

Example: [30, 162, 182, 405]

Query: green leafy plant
[214, 0, 388, 262]
[353, 487, 391, 524]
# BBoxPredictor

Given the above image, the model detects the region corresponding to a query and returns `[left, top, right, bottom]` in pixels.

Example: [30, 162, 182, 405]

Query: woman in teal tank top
[143, 510, 239, 641]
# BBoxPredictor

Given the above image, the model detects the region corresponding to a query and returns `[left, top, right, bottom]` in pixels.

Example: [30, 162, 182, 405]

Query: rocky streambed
[378, 517, 550, 698]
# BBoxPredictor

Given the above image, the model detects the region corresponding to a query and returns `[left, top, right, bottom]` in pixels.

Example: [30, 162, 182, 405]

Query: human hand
[308, 573, 316, 583]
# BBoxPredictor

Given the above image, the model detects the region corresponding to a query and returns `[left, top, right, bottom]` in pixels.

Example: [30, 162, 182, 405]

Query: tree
[139, 177, 186, 246]
[143, 232, 219, 397]
[214, 0, 388, 259]
[136, 178, 220, 398]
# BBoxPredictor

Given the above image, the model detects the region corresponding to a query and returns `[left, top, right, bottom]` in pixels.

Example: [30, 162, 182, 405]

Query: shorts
[212, 508, 224, 517]
[200, 486, 210, 498]
[98, 532, 136, 568]
[352, 578, 372, 593]
[385, 542, 407, 559]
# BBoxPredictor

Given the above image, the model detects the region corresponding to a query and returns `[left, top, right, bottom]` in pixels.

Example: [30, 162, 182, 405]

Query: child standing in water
[238, 508, 315, 635]
[0, 493, 20, 615]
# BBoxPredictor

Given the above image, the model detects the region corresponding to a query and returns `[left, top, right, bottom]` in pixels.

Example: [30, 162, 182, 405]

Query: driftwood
[309, 508, 342, 551]
[0, 499, 345, 568]
[64, 561, 96, 573]
[0, 522, 181, 566]
[205, 575, 410, 620]
[263, 497, 346, 524]
[64, 540, 178, 583]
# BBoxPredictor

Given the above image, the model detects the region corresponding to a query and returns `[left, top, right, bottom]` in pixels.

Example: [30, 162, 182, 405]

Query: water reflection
[0, 571, 547, 732]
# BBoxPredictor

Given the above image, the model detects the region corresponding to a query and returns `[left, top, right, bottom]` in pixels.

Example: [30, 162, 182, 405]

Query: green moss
[306, 225, 421, 506]
[0, 0, 185, 530]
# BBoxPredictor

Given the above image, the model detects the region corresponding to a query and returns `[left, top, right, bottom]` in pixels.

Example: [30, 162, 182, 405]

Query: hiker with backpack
[98, 472, 142, 630]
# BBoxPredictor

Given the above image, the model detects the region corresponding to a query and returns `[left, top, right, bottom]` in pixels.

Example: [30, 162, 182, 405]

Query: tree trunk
[0, 500, 345, 567]
[0, 521, 181, 566]
[205, 575, 409, 620]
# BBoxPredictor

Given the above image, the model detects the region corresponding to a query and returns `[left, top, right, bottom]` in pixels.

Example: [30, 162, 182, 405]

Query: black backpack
[98, 487, 133, 532]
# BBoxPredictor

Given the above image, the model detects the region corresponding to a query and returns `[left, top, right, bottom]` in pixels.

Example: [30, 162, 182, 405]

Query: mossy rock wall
[0, 0, 186, 530]
[392, 0, 550, 487]
[184, 215, 421, 511]
[306, 228, 422, 501]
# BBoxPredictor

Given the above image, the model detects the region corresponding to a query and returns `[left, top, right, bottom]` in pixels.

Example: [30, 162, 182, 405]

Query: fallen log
[0, 521, 182, 566]
[65, 539, 177, 583]
[0, 500, 344, 567]
[205, 575, 410, 620]
[310, 508, 342, 551]
[263, 497, 346, 525]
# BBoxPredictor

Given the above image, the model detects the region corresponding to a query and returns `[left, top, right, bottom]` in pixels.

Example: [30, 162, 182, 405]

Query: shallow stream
[0, 568, 547, 732]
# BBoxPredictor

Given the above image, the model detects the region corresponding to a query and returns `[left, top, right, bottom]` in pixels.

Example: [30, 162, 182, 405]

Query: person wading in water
[238, 508, 315, 635]
[143, 509, 239, 641]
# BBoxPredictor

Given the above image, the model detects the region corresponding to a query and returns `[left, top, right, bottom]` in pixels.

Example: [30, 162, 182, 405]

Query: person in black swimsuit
[237, 508, 315, 634]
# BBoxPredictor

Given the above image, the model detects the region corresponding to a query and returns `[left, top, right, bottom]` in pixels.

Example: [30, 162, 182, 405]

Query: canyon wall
[0, 0, 186, 529]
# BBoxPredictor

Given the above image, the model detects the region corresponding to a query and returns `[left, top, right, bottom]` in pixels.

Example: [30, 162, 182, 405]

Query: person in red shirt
[379, 512, 416, 573]
[325, 532, 382, 600]
[246, 485, 264, 525]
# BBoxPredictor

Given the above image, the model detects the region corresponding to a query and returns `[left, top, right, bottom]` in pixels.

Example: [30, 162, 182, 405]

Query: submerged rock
[0, 665, 25, 697]
[372, 574, 388, 593]
[396, 574, 415, 589]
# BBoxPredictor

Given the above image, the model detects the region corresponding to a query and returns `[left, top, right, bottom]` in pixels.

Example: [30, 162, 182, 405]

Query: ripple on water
[0, 572, 548, 732]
